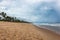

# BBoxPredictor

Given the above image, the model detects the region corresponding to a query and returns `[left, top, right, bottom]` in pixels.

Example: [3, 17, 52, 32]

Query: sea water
[33, 23, 60, 35]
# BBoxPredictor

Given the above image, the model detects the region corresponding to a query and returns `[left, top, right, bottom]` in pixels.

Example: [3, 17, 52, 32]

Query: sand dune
[0, 22, 60, 40]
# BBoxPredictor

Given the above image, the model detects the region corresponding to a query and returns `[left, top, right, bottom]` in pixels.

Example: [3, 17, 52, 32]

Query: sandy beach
[0, 22, 60, 40]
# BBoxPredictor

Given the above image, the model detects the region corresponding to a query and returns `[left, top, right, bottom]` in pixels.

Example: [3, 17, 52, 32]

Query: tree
[0, 12, 30, 23]
[5, 16, 12, 21]
[1, 12, 7, 18]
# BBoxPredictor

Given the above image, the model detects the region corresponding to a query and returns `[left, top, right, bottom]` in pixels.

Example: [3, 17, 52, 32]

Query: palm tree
[5, 16, 12, 21]
[1, 12, 7, 18]
[0, 12, 30, 23]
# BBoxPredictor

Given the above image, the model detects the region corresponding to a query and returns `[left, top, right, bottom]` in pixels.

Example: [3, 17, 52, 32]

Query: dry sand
[0, 21, 60, 40]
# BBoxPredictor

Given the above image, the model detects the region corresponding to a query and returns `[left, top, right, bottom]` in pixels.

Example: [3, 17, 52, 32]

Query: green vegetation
[0, 12, 30, 23]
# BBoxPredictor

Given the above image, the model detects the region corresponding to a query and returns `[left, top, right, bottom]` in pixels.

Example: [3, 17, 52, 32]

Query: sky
[0, 0, 60, 23]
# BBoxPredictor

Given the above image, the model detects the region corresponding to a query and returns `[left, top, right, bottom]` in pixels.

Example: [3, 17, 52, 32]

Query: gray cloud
[0, 0, 60, 23]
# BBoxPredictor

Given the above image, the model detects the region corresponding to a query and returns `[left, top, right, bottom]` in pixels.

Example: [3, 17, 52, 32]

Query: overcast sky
[0, 0, 60, 23]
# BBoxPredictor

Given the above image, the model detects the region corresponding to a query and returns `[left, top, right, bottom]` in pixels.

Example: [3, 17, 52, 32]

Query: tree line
[0, 12, 29, 23]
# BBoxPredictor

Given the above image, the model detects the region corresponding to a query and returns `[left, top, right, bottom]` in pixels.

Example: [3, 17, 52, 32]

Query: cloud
[0, 0, 60, 23]
[0, 0, 2, 2]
